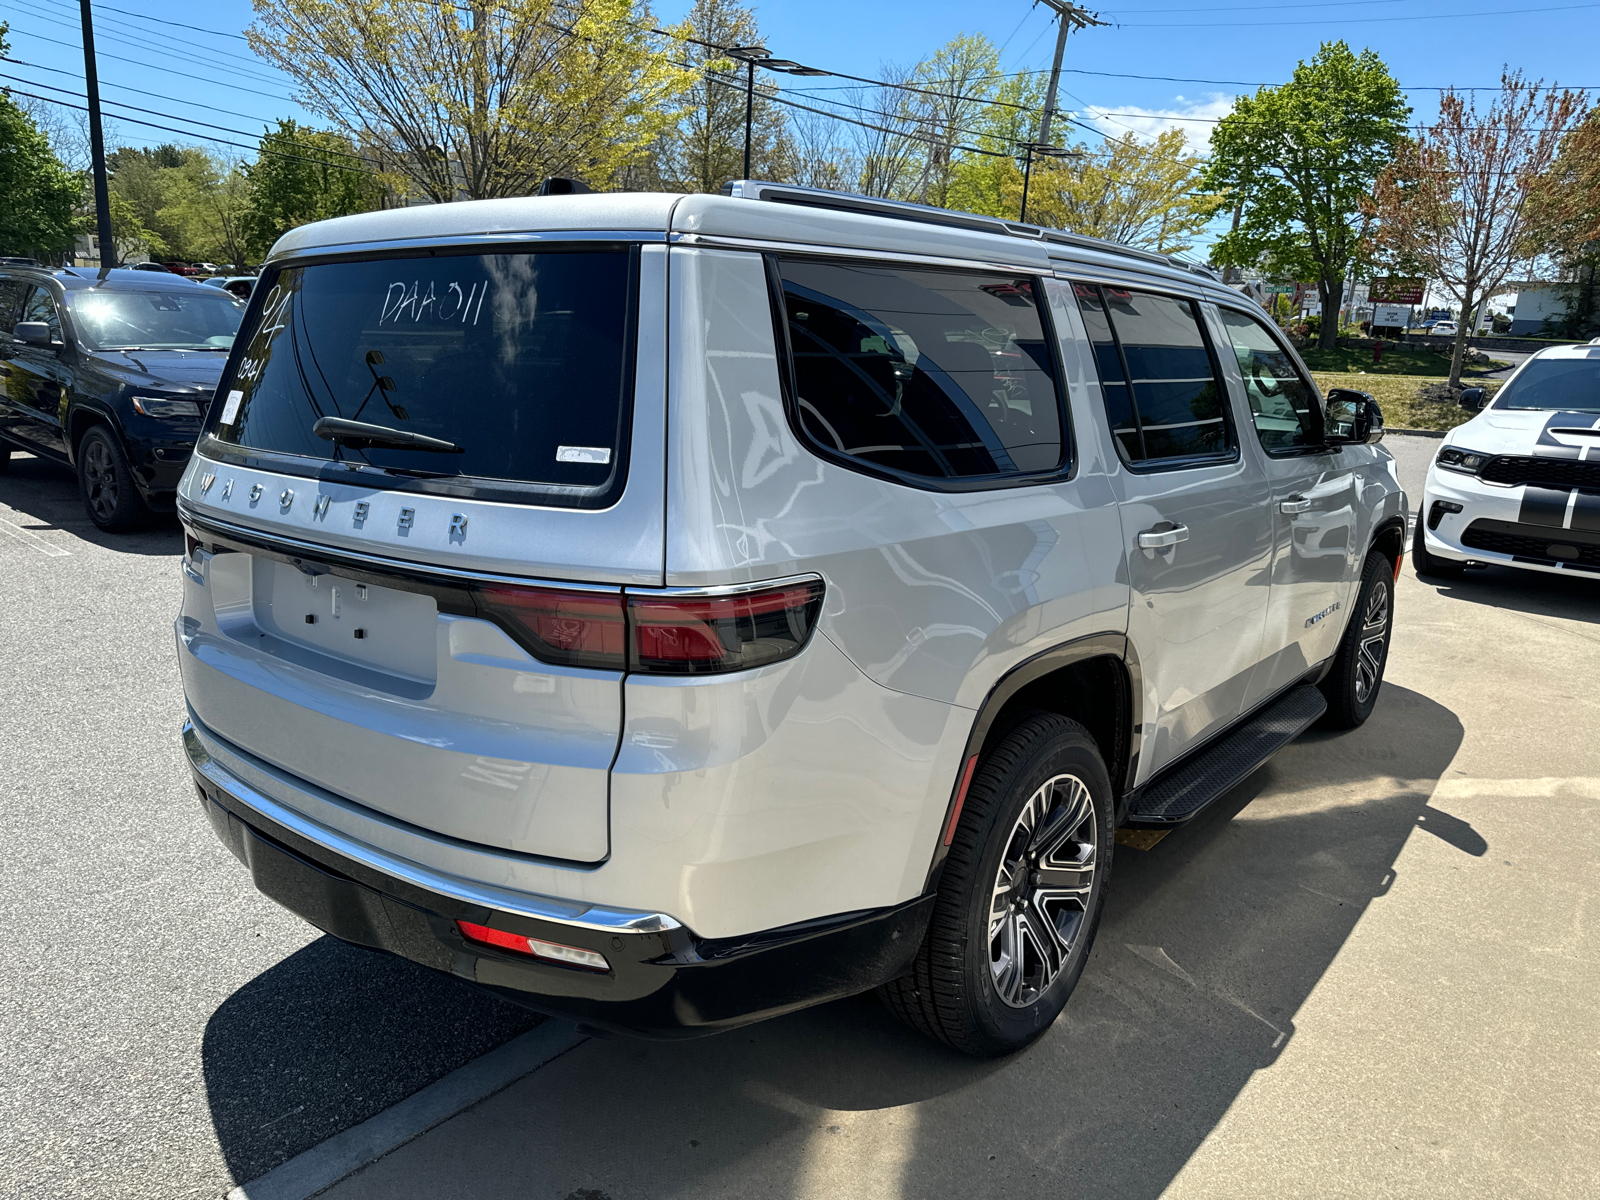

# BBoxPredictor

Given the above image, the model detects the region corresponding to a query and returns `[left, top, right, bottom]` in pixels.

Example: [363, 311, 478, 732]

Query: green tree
[107, 144, 248, 264]
[946, 75, 1044, 219]
[248, 0, 696, 201]
[1202, 42, 1409, 349]
[0, 24, 83, 258]
[1029, 129, 1223, 254]
[242, 120, 382, 259]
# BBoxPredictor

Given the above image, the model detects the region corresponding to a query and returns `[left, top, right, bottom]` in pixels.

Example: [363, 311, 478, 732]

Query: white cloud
[1073, 93, 1237, 156]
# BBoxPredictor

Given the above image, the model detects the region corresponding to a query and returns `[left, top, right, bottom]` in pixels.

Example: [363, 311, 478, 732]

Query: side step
[1125, 684, 1327, 825]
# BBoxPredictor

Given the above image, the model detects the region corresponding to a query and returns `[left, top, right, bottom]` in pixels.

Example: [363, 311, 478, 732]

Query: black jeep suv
[0, 265, 245, 530]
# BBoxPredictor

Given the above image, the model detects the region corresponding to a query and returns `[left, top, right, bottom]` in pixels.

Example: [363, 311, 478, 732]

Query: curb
[1384, 427, 1447, 438]
[227, 1021, 587, 1200]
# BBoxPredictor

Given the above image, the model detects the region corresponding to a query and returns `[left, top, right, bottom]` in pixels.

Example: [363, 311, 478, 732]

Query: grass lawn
[1310, 372, 1503, 432]
[1298, 344, 1509, 376]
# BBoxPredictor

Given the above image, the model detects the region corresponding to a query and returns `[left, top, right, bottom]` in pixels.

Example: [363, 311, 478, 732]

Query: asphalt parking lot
[2, 436, 1597, 1199]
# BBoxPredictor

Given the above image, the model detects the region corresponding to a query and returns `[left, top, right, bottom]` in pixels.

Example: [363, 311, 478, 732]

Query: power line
[2, 55, 291, 129]
[66, 0, 252, 41]
[19, 6, 296, 85]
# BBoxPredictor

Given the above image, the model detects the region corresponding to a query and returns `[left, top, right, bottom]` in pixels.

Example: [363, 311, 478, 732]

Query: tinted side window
[21, 287, 62, 340]
[0, 279, 28, 333]
[1073, 282, 1232, 465]
[776, 259, 1065, 483]
[1218, 307, 1323, 451]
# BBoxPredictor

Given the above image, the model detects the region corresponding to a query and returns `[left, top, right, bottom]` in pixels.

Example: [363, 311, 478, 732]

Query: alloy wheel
[1354, 578, 1390, 705]
[83, 438, 119, 522]
[989, 773, 1098, 1008]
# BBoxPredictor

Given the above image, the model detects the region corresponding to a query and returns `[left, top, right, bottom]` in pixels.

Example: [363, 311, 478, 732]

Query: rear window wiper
[312, 416, 465, 454]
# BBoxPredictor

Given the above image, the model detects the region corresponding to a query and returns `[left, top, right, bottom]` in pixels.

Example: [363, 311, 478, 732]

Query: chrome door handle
[1137, 524, 1190, 549]
[1279, 496, 1312, 514]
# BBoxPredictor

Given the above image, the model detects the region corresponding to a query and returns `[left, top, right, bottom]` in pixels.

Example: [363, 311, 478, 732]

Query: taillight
[472, 577, 824, 676]
[628, 579, 824, 675]
[474, 585, 626, 670]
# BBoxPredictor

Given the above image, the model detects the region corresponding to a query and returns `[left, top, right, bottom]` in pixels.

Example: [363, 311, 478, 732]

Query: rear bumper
[185, 720, 932, 1037]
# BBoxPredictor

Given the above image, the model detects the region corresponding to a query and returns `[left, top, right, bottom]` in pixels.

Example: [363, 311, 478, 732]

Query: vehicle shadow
[211, 683, 1466, 1200]
[0, 451, 183, 555]
[1419, 562, 1600, 626]
[200, 937, 544, 1183]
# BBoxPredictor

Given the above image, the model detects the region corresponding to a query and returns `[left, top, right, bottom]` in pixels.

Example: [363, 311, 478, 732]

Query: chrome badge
[199, 472, 215, 494]
[248, 484, 263, 503]
[398, 507, 415, 530]
[313, 495, 331, 519]
[1305, 601, 1341, 629]
[279, 488, 294, 510]
[353, 501, 370, 524]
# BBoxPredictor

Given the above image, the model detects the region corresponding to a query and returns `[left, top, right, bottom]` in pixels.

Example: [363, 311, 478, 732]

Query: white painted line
[228, 1020, 587, 1200]
[0, 516, 70, 557]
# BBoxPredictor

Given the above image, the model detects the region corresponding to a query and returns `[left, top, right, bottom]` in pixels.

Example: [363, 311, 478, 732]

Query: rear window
[208, 248, 637, 504]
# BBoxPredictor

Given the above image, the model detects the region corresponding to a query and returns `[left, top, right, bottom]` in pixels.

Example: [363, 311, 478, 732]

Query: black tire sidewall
[1324, 552, 1393, 727]
[957, 721, 1113, 1053]
[77, 427, 144, 532]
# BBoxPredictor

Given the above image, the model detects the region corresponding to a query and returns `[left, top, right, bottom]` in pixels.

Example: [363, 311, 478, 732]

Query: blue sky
[3, 0, 1595, 258]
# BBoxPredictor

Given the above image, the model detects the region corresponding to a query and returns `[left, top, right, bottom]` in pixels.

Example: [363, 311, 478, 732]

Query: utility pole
[79, 1, 115, 268]
[1022, 2, 1106, 224]
[1221, 200, 1243, 285]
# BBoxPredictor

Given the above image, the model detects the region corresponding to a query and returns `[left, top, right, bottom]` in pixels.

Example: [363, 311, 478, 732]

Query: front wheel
[1320, 550, 1394, 729]
[77, 425, 150, 532]
[881, 713, 1113, 1058]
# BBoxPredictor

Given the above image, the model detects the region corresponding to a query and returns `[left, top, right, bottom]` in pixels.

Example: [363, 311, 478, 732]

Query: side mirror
[13, 321, 54, 348]
[1458, 387, 1488, 411]
[1324, 387, 1383, 445]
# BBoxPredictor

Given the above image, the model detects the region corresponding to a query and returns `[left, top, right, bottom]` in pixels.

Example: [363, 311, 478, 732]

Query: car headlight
[1436, 446, 1490, 474]
[131, 395, 204, 419]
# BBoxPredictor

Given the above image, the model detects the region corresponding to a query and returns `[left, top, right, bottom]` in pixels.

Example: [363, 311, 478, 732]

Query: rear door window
[774, 258, 1067, 487]
[208, 247, 638, 506]
[1073, 282, 1233, 467]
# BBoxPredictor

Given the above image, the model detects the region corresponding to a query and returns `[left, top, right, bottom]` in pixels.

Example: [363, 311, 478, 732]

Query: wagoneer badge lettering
[248, 484, 263, 503]
[200, 472, 215, 494]
[398, 507, 415, 530]
[449, 513, 468, 538]
[313, 495, 331, 519]
[1305, 601, 1341, 629]
[279, 489, 294, 510]
[220, 479, 233, 500]
[353, 501, 369, 524]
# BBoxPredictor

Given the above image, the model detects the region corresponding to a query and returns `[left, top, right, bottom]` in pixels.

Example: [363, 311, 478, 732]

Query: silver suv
[176, 183, 1405, 1057]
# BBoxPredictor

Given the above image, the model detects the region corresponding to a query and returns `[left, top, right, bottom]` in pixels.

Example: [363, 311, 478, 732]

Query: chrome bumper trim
[182, 719, 683, 934]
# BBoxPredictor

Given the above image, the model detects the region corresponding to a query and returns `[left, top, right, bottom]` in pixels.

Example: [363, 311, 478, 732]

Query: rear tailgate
[175, 241, 666, 862]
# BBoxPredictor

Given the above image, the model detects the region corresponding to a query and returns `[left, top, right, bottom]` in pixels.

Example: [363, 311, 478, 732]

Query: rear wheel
[881, 713, 1113, 1058]
[1412, 514, 1465, 579]
[1320, 550, 1394, 729]
[77, 425, 149, 532]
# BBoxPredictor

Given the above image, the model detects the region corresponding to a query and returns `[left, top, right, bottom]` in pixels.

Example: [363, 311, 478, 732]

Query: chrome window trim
[1057, 264, 1209, 302]
[184, 719, 682, 934]
[671, 231, 1045, 277]
[177, 502, 625, 594]
[266, 229, 669, 268]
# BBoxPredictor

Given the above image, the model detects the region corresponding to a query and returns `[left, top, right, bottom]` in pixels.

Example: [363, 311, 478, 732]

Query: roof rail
[720, 180, 1221, 282]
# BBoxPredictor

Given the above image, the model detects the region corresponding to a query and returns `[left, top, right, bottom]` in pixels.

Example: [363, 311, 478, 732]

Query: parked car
[130, 261, 176, 273]
[174, 183, 1404, 1056]
[160, 261, 201, 277]
[1414, 339, 1600, 580]
[1432, 321, 1459, 337]
[201, 275, 256, 301]
[0, 265, 246, 529]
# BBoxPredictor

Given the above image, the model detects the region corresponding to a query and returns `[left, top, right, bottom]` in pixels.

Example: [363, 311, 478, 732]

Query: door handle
[1137, 524, 1190, 549]
[1279, 495, 1312, 514]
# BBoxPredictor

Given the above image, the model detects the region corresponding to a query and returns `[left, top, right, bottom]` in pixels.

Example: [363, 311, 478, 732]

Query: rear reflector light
[472, 577, 825, 676]
[629, 580, 825, 674]
[455, 920, 611, 972]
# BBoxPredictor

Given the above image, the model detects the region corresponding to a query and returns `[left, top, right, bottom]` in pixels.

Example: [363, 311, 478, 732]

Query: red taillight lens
[474, 585, 625, 670]
[627, 579, 824, 675]
[455, 920, 611, 972]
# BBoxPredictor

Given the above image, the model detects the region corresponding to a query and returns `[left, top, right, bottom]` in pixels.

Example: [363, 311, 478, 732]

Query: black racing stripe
[1571, 491, 1600, 534]
[1537, 411, 1600, 451]
[1518, 486, 1572, 527]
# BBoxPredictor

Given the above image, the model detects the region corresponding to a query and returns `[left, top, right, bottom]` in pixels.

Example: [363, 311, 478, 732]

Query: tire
[77, 425, 149, 532]
[1319, 550, 1394, 730]
[1412, 513, 1465, 579]
[881, 712, 1113, 1058]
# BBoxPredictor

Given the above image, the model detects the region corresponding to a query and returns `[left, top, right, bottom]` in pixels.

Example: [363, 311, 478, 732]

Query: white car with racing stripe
[1414, 339, 1600, 579]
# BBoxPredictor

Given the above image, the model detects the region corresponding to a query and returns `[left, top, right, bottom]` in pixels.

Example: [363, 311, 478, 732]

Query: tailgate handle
[1137, 524, 1189, 549]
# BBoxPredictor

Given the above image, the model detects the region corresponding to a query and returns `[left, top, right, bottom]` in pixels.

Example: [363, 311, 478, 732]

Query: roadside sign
[1373, 304, 1410, 327]
[1369, 278, 1425, 304]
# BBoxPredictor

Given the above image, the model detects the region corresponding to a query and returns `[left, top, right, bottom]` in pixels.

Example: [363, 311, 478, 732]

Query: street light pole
[78, 0, 115, 268]
[744, 57, 755, 179]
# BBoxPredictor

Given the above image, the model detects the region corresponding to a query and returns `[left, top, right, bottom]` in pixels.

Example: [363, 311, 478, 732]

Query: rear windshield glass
[68, 287, 244, 351]
[1493, 354, 1600, 413]
[209, 248, 636, 499]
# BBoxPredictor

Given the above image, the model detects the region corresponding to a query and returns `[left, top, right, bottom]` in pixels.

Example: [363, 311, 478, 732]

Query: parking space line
[0, 517, 70, 557]
[226, 1021, 586, 1200]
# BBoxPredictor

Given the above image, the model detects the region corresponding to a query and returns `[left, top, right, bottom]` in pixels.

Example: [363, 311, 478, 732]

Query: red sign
[1369, 278, 1425, 304]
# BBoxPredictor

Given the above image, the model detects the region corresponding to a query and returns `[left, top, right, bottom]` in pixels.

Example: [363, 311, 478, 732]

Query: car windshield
[67, 287, 244, 351]
[1492, 353, 1600, 413]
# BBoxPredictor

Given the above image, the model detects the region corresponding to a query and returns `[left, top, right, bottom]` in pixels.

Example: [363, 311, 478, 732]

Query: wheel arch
[66, 403, 120, 465]
[1369, 514, 1406, 574]
[924, 633, 1139, 892]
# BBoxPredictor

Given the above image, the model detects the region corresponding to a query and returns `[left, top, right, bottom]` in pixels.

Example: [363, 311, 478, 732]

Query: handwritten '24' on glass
[379, 279, 488, 326]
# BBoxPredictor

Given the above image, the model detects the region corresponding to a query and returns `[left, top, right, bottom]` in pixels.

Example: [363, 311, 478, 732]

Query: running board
[1124, 684, 1327, 825]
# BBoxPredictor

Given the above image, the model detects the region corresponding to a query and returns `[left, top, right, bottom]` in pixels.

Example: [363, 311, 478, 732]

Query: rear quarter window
[207, 246, 638, 507]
